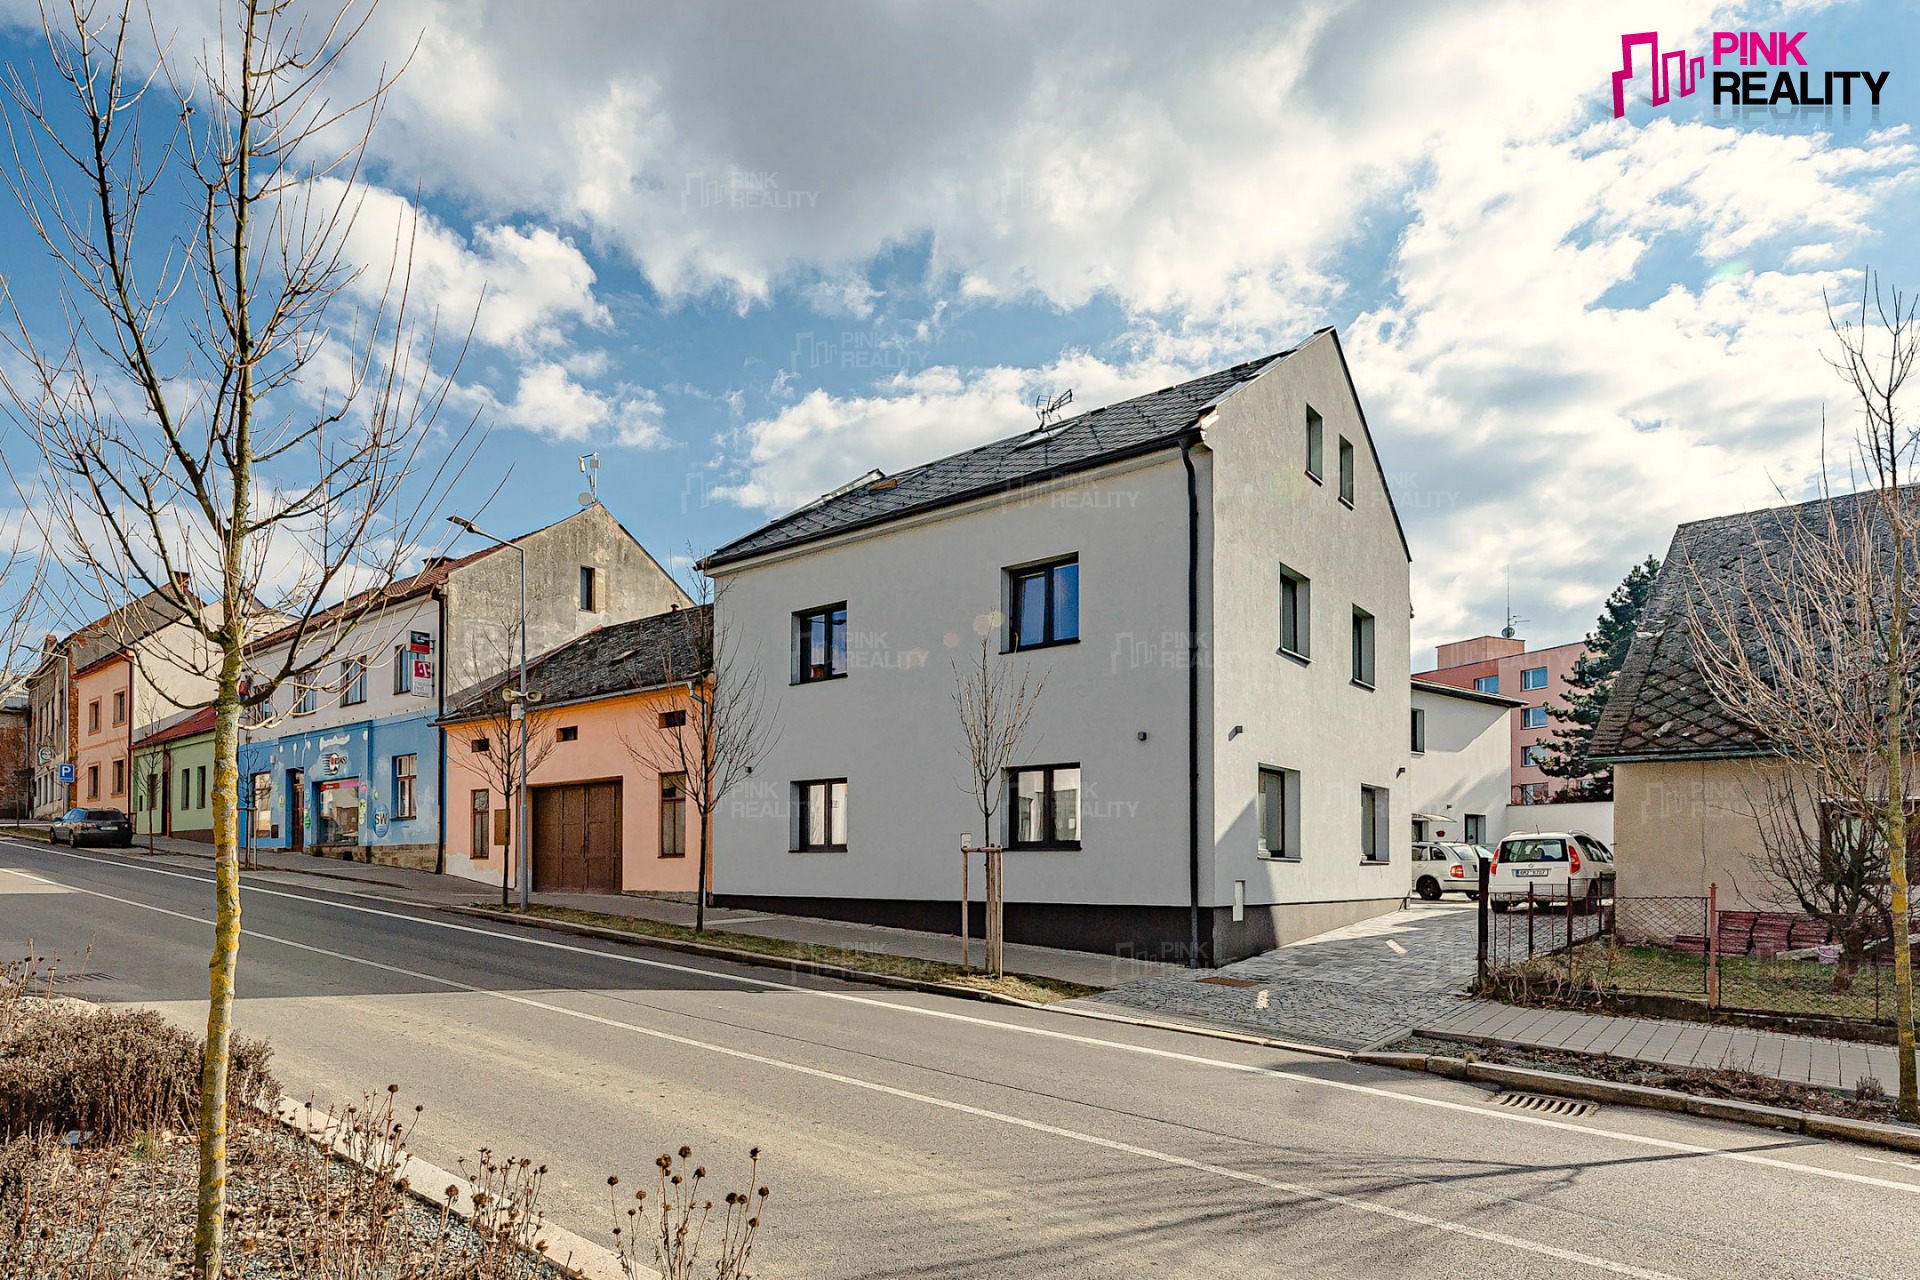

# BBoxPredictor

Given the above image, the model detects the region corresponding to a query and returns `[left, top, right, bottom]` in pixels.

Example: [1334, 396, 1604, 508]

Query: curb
[267, 1094, 643, 1280]
[1350, 1051, 1920, 1154]
[446, 905, 1362, 1062]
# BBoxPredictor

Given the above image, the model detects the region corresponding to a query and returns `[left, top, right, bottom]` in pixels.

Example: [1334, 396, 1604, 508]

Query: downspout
[434, 589, 448, 875]
[1181, 435, 1203, 968]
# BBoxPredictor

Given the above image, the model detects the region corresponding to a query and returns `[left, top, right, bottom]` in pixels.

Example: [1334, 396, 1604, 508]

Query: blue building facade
[239, 710, 443, 870]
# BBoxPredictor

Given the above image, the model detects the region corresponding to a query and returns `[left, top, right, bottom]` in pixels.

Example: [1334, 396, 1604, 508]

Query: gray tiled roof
[701, 347, 1303, 568]
[443, 605, 710, 721]
[1592, 489, 1899, 762]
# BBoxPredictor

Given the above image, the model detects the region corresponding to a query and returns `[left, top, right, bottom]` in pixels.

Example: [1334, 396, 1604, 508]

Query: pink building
[1413, 634, 1587, 804]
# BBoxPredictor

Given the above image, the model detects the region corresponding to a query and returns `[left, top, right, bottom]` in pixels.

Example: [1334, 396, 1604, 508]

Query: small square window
[794, 604, 849, 682]
[1522, 744, 1552, 768]
[1008, 558, 1078, 651]
[556, 725, 579, 742]
[1338, 437, 1356, 506]
[471, 737, 491, 754]
[1008, 764, 1081, 849]
[659, 709, 687, 729]
[1521, 666, 1548, 691]
[793, 778, 848, 851]
[1473, 674, 1500, 694]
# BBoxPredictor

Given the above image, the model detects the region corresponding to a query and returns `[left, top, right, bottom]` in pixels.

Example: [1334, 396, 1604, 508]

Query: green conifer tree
[1540, 555, 1662, 798]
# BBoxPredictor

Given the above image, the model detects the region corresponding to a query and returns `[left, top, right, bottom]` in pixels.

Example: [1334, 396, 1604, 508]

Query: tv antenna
[578, 453, 600, 506]
[1501, 567, 1527, 639]
[1033, 388, 1074, 428]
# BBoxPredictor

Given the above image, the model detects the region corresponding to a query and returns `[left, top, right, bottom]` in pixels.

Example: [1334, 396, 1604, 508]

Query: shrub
[0, 1002, 277, 1141]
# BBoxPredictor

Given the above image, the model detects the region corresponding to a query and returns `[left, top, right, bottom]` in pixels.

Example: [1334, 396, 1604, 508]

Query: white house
[1409, 678, 1518, 851]
[702, 329, 1413, 964]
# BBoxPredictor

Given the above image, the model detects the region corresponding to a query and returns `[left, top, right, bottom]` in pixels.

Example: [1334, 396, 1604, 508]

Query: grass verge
[0, 826, 50, 842]
[476, 903, 1101, 1005]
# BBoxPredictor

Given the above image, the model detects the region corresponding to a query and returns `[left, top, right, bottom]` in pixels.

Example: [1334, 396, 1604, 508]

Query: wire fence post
[1526, 883, 1536, 960]
[1706, 882, 1720, 1010]
[1476, 856, 1491, 987]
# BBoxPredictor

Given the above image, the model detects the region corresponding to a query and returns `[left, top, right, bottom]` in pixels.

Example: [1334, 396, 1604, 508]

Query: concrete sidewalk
[1424, 1000, 1903, 1093]
[88, 832, 1179, 990]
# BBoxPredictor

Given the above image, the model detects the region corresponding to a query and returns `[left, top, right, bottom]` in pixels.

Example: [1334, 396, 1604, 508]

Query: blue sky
[3, 0, 1919, 660]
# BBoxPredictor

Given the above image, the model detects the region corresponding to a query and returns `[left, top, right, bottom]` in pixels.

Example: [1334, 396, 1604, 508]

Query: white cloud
[494, 362, 667, 448]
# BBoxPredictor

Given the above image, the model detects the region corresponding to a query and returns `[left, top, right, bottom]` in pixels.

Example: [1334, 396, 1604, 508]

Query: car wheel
[1416, 876, 1442, 901]
[1465, 891, 1480, 901]
[1491, 900, 1511, 913]
[1584, 880, 1601, 913]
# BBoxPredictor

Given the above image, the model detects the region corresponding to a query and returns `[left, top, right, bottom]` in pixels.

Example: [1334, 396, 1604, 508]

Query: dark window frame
[1006, 557, 1080, 652]
[793, 603, 849, 683]
[1305, 406, 1325, 482]
[1411, 707, 1427, 753]
[470, 788, 491, 858]
[1279, 565, 1310, 660]
[793, 777, 849, 852]
[1257, 765, 1299, 861]
[659, 772, 688, 858]
[1007, 762, 1082, 850]
[580, 565, 598, 612]
[1360, 784, 1390, 864]
[1350, 606, 1376, 689]
[1338, 436, 1356, 506]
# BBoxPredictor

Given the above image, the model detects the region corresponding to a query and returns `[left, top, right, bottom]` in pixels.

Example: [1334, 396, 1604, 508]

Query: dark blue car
[51, 807, 133, 848]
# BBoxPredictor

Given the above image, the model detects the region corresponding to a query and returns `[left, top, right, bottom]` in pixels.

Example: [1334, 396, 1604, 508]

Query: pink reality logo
[1609, 32, 1704, 119]
[1611, 30, 1887, 118]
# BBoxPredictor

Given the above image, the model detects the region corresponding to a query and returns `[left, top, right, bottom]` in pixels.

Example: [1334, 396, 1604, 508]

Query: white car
[1410, 841, 1487, 901]
[1488, 831, 1615, 912]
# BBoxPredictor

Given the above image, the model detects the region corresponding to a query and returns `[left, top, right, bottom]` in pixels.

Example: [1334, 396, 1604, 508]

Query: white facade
[707, 332, 1413, 963]
[1409, 681, 1515, 853]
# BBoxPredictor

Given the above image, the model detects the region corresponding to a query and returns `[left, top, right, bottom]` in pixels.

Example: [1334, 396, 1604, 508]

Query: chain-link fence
[1478, 875, 1919, 1027]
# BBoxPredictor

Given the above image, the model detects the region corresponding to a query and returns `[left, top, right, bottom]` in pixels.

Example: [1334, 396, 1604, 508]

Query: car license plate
[1510, 868, 1549, 877]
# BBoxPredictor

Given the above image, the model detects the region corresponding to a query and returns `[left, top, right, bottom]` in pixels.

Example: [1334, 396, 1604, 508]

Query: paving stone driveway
[1073, 901, 1482, 1049]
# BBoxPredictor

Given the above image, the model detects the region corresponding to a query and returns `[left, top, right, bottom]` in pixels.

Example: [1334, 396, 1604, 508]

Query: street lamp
[448, 515, 533, 911]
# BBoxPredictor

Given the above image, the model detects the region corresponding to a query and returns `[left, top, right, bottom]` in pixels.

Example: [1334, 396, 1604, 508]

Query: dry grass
[483, 903, 1100, 1004]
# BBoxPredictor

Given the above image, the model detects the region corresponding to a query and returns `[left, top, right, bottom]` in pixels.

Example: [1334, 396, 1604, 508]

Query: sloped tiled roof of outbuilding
[700, 347, 1301, 569]
[1590, 489, 1903, 763]
[442, 605, 710, 722]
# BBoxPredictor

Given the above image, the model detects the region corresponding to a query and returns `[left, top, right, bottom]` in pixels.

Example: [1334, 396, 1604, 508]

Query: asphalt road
[4, 836, 1918, 1279]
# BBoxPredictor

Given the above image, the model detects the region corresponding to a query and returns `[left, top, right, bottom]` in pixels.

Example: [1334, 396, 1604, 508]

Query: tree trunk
[193, 651, 244, 1277]
[696, 803, 711, 932]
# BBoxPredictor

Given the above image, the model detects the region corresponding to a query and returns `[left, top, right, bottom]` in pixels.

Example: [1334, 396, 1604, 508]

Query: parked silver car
[1410, 840, 1487, 900]
[51, 807, 133, 848]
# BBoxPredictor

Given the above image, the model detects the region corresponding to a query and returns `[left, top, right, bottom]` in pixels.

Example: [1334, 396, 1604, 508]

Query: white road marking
[1858, 1155, 1920, 1173]
[3, 859, 1683, 1278]
[1385, 939, 1407, 956]
[0, 866, 68, 894]
[1255, 989, 1270, 1009]
[14, 842, 1920, 1202]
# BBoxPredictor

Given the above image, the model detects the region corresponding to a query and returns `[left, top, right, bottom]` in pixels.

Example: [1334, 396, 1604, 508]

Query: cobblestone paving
[1074, 901, 1483, 1049]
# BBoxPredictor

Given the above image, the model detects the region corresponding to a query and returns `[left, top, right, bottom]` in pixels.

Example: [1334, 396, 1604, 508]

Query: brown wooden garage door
[531, 781, 622, 893]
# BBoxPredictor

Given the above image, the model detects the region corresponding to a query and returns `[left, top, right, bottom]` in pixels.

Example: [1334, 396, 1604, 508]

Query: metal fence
[1477, 874, 1919, 1027]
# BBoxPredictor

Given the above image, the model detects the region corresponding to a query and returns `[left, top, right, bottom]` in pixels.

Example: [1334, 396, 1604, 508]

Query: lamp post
[448, 516, 531, 911]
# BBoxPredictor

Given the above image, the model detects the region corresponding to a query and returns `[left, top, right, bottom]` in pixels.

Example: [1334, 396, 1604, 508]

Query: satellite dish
[578, 492, 596, 507]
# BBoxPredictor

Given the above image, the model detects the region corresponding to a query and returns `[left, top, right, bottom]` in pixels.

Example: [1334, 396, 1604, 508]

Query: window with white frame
[1522, 744, 1552, 768]
[392, 753, 418, 820]
[393, 646, 413, 695]
[1009, 764, 1080, 848]
[1521, 666, 1548, 690]
[293, 682, 317, 716]
[1521, 706, 1548, 729]
[1473, 674, 1499, 694]
[793, 778, 848, 851]
[341, 657, 368, 706]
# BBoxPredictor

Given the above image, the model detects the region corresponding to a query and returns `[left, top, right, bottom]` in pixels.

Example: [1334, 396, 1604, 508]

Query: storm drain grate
[1196, 976, 1262, 988]
[45, 971, 115, 986]
[1491, 1090, 1596, 1118]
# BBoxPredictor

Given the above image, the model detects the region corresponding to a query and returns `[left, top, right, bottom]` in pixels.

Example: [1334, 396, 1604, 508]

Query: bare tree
[1687, 271, 1918, 1121]
[451, 638, 561, 905]
[0, 1, 477, 1270]
[620, 575, 776, 932]
[950, 628, 1045, 976]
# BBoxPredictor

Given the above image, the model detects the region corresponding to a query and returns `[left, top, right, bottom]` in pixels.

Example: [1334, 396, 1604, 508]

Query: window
[88, 700, 100, 733]
[146, 773, 159, 814]
[1360, 785, 1389, 863]
[793, 778, 848, 851]
[111, 758, 125, 796]
[341, 657, 367, 706]
[1008, 558, 1079, 650]
[579, 565, 597, 612]
[1350, 607, 1376, 688]
[392, 754, 418, 820]
[660, 772, 687, 858]
[659, 709, 687, 729]
[293, 682, 317, 716]
[1521, 706, 1548, 729]
[1338, 437, 1356, 505]
[112, 690, 126, 725]
[1473, 674, 1500, 694]
[794, 603, 848, 682]
[252, 773, 274, 837]
[556, 725, 579, 743]
[393, 646, 412, 695]
[470, 789, 491, 857]
[181, 766, 191, 809]
[1463, 813, 1486, 846]
[1522, 744, 1551, 768]
[196, 765, 206, 810]
[471, 737, 491, 754]
[1278, 566, 1310, 658]
[1009, 764, 1081, 849]
[1410, 707, 1427, 753]
[1521, 666, 1548, 691]
[1305, 406, 1324, 480]
[86, 764, 99, 799]
[1258, 766, 1300, 859]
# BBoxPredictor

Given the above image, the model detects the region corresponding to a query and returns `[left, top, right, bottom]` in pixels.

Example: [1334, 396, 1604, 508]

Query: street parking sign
[57, 762, 75, 784]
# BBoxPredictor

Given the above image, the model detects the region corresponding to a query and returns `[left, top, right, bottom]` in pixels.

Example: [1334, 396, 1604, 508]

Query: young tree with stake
[0, 2, 477, 1271]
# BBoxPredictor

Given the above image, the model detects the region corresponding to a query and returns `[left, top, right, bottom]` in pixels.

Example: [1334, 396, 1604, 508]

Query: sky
[2, 0, 1918, 663]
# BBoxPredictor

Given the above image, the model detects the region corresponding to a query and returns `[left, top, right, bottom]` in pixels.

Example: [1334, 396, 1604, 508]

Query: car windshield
[87, 810, 124, 820]
[61, 809, 87, 821]
[1500, 838, 1568, 863]
[1436, 843, 1478, 860]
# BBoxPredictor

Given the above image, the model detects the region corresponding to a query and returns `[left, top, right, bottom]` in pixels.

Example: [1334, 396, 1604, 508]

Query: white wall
[1409, 685, 1511, 849]
[1205, 334, 1414, 913]
[244, 596, 443, 732]
[711, 452, 1194, 909]
[1504, 798, 1614, 845]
